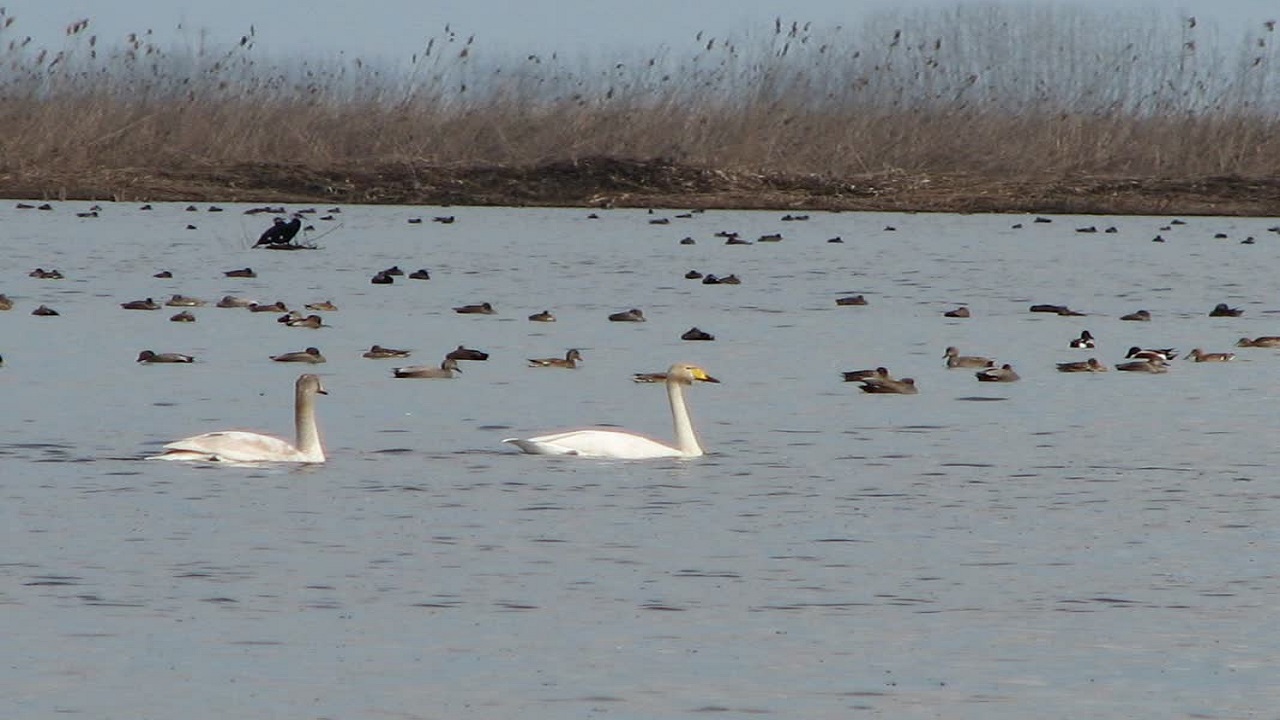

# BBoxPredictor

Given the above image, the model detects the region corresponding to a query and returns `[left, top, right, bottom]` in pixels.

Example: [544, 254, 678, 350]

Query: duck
[1125, 346, 1178, 361]
[382, 265, 405, 276]
[1120, 309, 1151, 321]
[944, 306, 971, 318]
[504, 362, 719, 459]
[681, 327, 715, 341]
[31, 304, 59, 316]
[248, 301, 288, 313]
[446, 345, 490, 361]
[137, 350, 195, 364]
[842, 367, 890, 383]
[392, 357, 461, 379]
[632, 372, 668, 384]
[1057, 358, 1107, 373]
[165, 294, 206, 307]
[0, 294, 11, 310]
[1116, 358, 1169, 373]
[1070, 330, 1096, 349]
[216, 295, 254, 308]
[836, 295, 868, 306]
[169, 311, 197, 323]
[1186, 348, 1236, 362]
[363, 345, 412, 359]
[528, 310, 556, 322]
[684, 270, 704, 280]
[858, 376, 918, 394]
[224, 267, 256, 278]
[1029, 303, 1085, 316]
[409, 269, 431, 280]
[285, 314, 326, 329]
[702, 273, 741, 285]
[29, 268, 64, 279]
[305, 300, 338, 311]
[153, 270, 172, 278]
[944, 346, 994, 369]
[1209, 303, 1243, 317]
[528, 349, 583, 368]
[453, 302, 495, 315]
[120, 297, 160, 310]
[370, 271, 394, 284]
[1237, 336, 1280, 347]
[270, 346, 325, 363]
[148, 374, 327, 463]
[608, 308, 646, 322]
[976, 364, 1020, 382]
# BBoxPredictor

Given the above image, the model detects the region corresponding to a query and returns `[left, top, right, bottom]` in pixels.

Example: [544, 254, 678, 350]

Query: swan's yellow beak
[691, 367, 720, 383]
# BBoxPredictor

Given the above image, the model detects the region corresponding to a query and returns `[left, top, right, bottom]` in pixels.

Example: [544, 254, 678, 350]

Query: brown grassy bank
[4, 7, 1280, 214]
[6, 159, 1280, 216]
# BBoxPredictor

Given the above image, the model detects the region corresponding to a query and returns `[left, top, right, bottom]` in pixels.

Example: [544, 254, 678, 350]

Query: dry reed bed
[3, 7, 1280, 211]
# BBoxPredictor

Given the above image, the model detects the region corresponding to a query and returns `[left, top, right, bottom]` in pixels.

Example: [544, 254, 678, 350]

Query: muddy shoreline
[4, 158, 1280, 216]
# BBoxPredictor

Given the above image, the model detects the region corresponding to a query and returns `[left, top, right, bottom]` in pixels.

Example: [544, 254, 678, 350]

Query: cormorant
[255, 216, 303, 246]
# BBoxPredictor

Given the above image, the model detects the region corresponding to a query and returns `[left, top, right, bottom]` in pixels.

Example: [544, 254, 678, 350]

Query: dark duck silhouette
[255, 216, 303, 247]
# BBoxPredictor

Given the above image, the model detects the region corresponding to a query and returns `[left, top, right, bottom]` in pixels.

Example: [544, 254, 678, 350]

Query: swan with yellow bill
[504, 362, 718, 459]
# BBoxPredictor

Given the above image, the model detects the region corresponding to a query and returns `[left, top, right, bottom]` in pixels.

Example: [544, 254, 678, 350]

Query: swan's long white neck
[295, 386, 324, 462]
[667, 378, 703, 457]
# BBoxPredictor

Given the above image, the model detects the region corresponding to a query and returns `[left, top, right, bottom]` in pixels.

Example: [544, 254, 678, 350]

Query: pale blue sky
[10, 1, 1280, 61]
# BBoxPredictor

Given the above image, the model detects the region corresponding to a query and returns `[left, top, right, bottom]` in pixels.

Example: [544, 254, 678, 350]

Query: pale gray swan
[149, 374, 327, 463]
[504, 362, 718, 459]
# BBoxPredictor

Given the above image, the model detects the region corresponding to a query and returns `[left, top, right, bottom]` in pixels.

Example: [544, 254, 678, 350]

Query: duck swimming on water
[393, 357, 461, 378]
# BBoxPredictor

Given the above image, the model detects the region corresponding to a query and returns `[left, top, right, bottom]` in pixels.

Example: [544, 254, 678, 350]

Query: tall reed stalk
[2, 5, 1279, 179]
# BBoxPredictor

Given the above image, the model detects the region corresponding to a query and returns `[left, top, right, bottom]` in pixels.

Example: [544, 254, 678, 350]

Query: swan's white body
[149, 374, 327, 463]
[504, 363, 717, 459]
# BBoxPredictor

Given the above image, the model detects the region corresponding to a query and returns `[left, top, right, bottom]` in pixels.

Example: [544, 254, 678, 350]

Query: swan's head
[297, 374, 328, 395]
[666, 363, 719, 385]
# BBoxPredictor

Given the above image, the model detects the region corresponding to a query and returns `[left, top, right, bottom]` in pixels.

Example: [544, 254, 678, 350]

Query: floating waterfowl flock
[1, 201, 1272, 465]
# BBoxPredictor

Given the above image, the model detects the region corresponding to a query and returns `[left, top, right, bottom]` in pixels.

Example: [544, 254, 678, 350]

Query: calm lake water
[2, 201, 1279, 719]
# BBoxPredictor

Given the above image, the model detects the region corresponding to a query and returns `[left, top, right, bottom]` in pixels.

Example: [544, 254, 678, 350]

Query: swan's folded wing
[503, 429, 681, 459]
[152, 430, 306, 462]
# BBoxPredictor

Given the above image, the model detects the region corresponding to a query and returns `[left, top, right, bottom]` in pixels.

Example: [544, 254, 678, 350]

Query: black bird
[255, 216, 302, 246]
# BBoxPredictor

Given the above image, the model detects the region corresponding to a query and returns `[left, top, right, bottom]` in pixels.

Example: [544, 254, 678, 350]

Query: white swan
[503, 362, 718, 459]
[148, 374, 328, 463]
